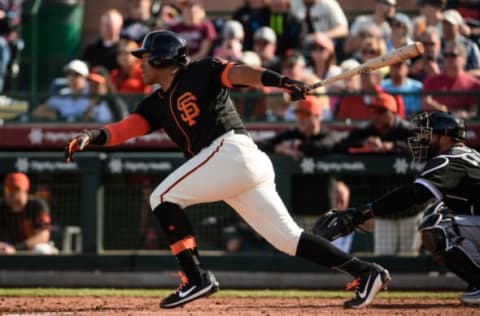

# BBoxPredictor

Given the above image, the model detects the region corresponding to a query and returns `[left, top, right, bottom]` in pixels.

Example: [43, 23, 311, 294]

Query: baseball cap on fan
[254, 27, 277, 44]
[377, 0, 396, 5]
[63, 59, 89, 77]
[369, 93, 398, 113]
[4, 172, 30, 192]
[443, 9, 464, 26]
[295, 96, 323, 117]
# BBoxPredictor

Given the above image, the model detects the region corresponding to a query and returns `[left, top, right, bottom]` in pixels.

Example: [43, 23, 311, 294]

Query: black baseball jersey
[0, 196, 51, 243]
[134, 58, 247, 158]
[415, 145, 480, 215]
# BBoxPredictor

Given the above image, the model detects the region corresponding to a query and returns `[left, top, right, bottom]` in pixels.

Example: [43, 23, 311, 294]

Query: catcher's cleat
[460, 285, 480, 305]
[160, 270, 219, 309]
[344, 263, 391, 309]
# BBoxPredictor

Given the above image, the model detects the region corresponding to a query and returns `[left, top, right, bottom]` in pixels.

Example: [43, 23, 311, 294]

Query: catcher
[313, 111, 480, 305]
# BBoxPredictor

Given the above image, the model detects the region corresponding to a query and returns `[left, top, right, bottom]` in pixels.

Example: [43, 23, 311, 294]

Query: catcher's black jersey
[134, 58, 246, 157]
[415, 145, 480, 215]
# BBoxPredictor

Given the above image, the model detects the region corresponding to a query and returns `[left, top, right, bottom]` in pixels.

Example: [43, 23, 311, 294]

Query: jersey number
[461, 152, 480, 166]
[177, 92, 200, 126]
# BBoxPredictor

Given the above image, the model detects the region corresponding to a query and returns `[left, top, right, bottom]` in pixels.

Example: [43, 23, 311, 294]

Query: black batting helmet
[131, 30, 188, 67]
[408, 111, 466, 161]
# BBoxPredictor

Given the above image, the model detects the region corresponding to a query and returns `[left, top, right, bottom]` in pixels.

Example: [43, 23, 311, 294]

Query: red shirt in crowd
[422, 72, 480, 112]
[170, 20, 217, 56]
[110, 62, 150, 94]
[337, 85, 405, 121]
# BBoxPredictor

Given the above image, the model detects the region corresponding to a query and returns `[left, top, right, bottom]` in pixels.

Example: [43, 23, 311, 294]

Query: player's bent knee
[268, 229, 303, 256]
[152, 202, 192, 243]
[149, 193, 160, 210]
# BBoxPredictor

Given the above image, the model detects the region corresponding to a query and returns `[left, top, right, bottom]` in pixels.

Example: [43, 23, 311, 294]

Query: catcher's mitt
[312, 209, 356, 241]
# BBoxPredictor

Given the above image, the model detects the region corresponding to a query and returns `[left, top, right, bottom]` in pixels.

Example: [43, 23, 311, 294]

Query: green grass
[0, 288, 461, 299]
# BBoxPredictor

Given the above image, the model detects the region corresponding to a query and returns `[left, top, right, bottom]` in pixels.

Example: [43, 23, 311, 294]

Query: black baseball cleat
[160, 270, 220, 309]
[460, 285, 480, 305]
[344, 263, 391, 309]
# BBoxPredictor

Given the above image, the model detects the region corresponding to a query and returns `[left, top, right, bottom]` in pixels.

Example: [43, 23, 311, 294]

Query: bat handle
[282, 81, 321, 102]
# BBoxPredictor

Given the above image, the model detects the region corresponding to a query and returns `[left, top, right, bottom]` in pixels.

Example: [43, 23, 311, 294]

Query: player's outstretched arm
[65, 114, 150, 162]
[226, 64, 308, 101]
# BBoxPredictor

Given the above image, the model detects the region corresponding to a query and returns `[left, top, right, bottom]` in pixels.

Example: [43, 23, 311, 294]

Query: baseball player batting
[65, 30, 390, 309]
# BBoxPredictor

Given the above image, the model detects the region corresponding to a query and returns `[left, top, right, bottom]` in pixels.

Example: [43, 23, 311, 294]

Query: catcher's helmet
[408, 111, 466, 161]
[131, 30, 188, 67]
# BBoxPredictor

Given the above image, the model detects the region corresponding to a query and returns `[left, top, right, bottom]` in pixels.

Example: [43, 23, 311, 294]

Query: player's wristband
[89, 129, 107, 145]
[261, 69, 284, 87]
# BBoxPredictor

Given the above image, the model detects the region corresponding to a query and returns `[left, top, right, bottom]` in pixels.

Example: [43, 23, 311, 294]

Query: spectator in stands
[422, 40, 480, 119]
[82, 9, 124, 71]
[410, 26, 444, 81]
[289, 0, 349, 41]
[413, 0, 446, 40]
[306, 33, 341, 116]
[252, 26, 281, 72]
[343, 23, 383, 58]
[154, 3, 181, 29]
[335, 92, 413, 155]
[109, 38, 150, 94]
[382, 60, 423, 119]
[307, 33, 341, 83]
[0, 35, 10, 92]
[232, 0, 270, 51]
[337, 69, 405, 121]
[330, 180, 354, 253]
[356, 37, 388, 71]
[344, 0, 397, 56]
[85, 66, 129, 122]
[442, 9, 480, 71]
[447, 0, 480, 44]
[0, 0, 22, 91]
[121, 0, 154, 43]
[231, 51, 268, 120]
[390, 12, 414, 49]
[0, 173, 58, 255]
[170, 0, 217, 61]
[31, 59, 93, 122]
[331, 59, 362, 117]
[374, 208, 423, 256]
[270, 50, 308, 122]
[212, 20, 244, 61]
[266, 0, 306, 56]
[259, 95, 345, 159]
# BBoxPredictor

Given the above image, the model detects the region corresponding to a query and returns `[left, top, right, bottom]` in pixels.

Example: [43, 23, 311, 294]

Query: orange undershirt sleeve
[103, 113, 151, 146]
[220, 62, 234, 88]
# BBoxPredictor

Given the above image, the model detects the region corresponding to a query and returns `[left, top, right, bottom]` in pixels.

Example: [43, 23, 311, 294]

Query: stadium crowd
[1, 0, 476, 123]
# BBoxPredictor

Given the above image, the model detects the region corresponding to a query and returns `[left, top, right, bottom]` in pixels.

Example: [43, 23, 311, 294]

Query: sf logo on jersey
[177, 92, 200, 126]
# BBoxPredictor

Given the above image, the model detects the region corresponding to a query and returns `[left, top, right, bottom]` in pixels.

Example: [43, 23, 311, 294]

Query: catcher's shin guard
[444, 243, 480, 287]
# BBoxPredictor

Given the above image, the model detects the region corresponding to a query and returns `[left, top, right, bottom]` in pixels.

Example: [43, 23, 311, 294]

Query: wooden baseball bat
[284, 42, 424, 102]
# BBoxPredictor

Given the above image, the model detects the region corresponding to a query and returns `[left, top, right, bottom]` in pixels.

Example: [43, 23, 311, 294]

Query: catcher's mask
[408, 111, 466, 161]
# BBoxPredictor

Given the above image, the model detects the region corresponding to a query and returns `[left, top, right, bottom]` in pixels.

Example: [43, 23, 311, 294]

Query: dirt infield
[1, 296, 478, 316]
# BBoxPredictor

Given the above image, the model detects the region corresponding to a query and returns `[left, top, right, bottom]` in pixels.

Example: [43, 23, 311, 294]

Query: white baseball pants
[150, 131, 304, 256]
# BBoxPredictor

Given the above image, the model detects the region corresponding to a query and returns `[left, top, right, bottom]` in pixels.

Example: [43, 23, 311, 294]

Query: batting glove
[65, 130, 94, 163]
[280, 77, 308, 101]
